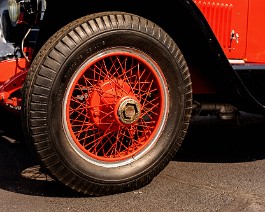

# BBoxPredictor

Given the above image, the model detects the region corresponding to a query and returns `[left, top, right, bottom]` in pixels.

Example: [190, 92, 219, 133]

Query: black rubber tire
[21, 12, 193, 196]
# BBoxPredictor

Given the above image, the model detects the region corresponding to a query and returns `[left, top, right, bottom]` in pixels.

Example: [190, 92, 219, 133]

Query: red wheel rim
[63, 48, 169, 166]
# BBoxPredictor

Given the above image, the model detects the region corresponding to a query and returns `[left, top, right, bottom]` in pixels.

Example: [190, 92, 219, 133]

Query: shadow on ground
[0, 106, 88, 197]
[174, 112, 265, 163]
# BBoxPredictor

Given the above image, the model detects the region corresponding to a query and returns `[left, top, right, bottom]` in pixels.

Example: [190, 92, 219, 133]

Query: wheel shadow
[0, 139, 90, 197]
[0, 107, 89, 197]
[174, 112, 265, 163]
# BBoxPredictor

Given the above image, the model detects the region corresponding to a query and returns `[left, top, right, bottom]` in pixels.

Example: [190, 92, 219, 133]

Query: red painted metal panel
[194, 0, 248, 60]
[0, 58, 28, 85]
[245, 0, 265, 63]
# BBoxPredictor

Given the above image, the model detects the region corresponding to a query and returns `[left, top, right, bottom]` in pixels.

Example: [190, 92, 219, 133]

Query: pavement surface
[0, 108, 265, 212]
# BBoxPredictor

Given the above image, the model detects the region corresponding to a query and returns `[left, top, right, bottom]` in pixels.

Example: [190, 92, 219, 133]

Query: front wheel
[22, 12, 192, 196]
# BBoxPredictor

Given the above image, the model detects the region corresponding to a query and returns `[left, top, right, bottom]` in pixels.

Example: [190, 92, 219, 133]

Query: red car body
[195, 0, 265, 63]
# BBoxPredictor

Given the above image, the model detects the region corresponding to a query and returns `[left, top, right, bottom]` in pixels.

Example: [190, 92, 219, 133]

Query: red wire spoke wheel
[63, 48, 168, 167]
[22, 12, 192, 196]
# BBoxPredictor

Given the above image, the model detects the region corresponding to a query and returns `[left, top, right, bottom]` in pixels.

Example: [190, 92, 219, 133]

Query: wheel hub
[89, 79, 141, 131]
[117, 98, 141, 125]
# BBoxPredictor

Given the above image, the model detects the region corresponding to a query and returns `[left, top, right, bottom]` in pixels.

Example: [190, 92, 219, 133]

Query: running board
[232, 63, 265, 106]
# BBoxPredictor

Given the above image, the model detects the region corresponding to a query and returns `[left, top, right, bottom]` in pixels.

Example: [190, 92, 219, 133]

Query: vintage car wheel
[22, 12, 192, 196]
